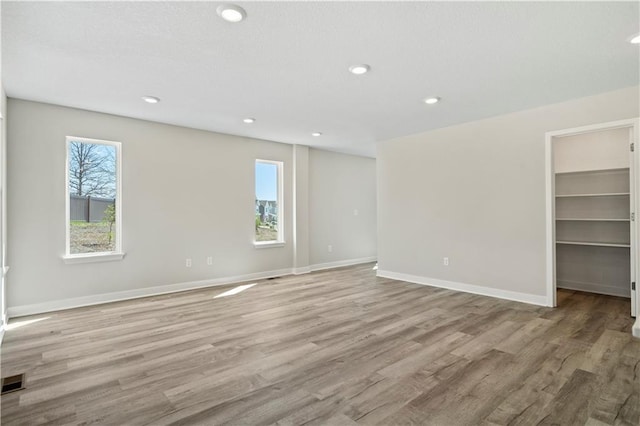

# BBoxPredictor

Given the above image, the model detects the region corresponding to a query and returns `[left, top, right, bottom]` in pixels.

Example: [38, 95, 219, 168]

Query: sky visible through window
[68, 141, 116, 198]
[256, 162, 277, 200]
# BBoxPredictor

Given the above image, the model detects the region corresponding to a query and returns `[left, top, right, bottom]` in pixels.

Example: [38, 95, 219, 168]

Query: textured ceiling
[2, 1, 639, 157]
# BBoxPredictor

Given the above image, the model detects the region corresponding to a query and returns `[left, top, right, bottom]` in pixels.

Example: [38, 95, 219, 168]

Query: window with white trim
[255, 160, 283, 245]
[65, 136, 122, 259]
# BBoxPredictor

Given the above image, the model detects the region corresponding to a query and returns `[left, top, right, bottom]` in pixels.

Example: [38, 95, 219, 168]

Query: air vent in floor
[1, 373, 25, 394]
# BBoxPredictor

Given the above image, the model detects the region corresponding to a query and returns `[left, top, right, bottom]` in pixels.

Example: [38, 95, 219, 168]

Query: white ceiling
[2, 1, 639, 158]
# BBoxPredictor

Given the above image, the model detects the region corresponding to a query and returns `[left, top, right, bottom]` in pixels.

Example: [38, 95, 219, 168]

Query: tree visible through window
[255, 160, 283, 243]
[66, 137, 121, 255]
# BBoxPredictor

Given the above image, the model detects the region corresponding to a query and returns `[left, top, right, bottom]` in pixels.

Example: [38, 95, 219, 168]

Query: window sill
[253, 241, 285, 249]
[63, 252, 126, 264]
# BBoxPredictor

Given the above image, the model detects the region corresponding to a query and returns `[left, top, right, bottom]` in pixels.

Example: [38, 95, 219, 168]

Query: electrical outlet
[354, 209, 359, 216]
[443, 257, 449, 266]
[186, 258, 192, 267]
[328, 245, 333, 253]
[206, 256, 213, 266]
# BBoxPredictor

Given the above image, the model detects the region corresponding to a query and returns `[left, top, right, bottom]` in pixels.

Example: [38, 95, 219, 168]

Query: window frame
[254, 159, 284, 248]
[63, 136, 124, 264]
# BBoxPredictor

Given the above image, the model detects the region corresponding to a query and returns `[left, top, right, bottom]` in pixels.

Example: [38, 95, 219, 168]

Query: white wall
[554, 127, 630, 173]
[309, 148, 377, 266]
[7, 99, 377, 313]
[377, 86, 639, 303]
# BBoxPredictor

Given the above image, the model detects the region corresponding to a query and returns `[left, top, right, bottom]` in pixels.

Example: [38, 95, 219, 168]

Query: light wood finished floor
[1, 263, 639, 425]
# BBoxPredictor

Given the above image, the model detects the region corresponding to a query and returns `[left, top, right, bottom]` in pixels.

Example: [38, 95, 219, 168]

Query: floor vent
[1, 374, 25, 394]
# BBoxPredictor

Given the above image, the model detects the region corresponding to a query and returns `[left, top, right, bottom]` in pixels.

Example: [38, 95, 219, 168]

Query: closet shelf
[555, 193, 629, 198]
[556, 240, 630, 248]
[555, 167, 629, 176]
[556, 218, 630, 222]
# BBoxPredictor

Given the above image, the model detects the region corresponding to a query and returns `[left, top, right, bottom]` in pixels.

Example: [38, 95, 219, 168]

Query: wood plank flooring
[1, 263, 639, 425]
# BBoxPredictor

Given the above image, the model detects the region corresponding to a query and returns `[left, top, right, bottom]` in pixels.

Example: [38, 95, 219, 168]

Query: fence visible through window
[70, 195, 114, 223]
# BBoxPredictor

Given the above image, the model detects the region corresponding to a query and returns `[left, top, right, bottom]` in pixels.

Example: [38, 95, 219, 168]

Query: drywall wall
[309, 148, 377, 266]
[554, 127, 631, 173]
[6, 99, 376, 311]
[377, 86, 639, 303]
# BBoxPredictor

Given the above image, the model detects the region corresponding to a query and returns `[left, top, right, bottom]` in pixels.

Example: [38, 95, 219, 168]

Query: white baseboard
[557, 280, 630, 298]
[6, 257, 378, 319]
[309, 256, 377, 272]
[377, 270, 549, 307]
[292, 266, 312, 275]
[633, 318, 640, 338]
[7, 267, 293, 318]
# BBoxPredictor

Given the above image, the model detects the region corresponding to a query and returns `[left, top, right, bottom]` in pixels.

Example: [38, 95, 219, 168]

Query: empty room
[1, 1, 639, 425]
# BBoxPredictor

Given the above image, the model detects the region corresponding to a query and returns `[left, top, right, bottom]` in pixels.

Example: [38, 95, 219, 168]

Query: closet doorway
[546, 119, 638, 317]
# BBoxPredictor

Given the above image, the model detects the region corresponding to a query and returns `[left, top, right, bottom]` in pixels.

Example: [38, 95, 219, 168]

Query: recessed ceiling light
[312, 132, 322, 137]
[630, 34, 640, 44]
[142, 96, 160, 104]
[217, 4, 247, 23]
[349, 64, 371, 75]
[424, 97, 440, 105]
[243, 118, 255, 124]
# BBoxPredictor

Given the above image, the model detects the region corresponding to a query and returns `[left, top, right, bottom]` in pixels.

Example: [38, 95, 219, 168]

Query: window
[65, 136, 122, 262]
[255, 160, 283, 246]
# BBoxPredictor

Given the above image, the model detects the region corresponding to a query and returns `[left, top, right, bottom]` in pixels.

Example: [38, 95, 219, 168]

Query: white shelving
[555, 166, 631, 298]
[555, 168, 630, 196]
[555, 218, 629, 222]
[555, 193, 629, 198]
[555, 167, 629, 175]
[556, 241, 630, 248]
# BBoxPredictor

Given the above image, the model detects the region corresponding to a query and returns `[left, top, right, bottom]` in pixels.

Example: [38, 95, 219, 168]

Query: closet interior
[553, 125, 635, 315]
